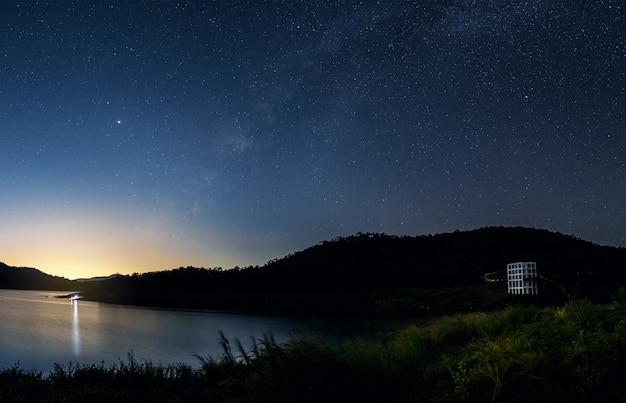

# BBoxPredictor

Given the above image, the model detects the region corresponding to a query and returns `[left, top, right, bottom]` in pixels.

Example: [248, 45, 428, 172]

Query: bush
[0, 365, 45, 402]
[612, 287, 626, 309]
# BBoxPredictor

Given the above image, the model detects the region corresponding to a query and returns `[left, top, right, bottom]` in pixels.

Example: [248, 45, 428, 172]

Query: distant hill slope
[0, 262, 77, 290]
[79, 227, 625, 314]
[258, 226, 624, 288]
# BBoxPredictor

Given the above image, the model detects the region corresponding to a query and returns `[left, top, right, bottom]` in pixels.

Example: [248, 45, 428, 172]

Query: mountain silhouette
[75, 227, 624, 314]
[259, 226, 624, 288]
[0, 262, 76, 290]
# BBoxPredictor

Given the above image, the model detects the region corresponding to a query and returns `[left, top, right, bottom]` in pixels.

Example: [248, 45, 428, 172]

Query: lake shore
[2, 300, 624, 402]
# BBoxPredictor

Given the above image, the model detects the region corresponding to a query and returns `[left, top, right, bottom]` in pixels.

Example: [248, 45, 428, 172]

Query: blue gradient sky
[1, 1, 624, 279]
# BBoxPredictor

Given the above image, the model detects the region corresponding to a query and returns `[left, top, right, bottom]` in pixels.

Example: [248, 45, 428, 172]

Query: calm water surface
[0, 289, 332, 372]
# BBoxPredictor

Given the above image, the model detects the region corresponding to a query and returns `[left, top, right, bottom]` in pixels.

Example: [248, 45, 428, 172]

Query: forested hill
[0, 262, 76, 290]
[80, 227, 625, 315]
[259, 227, 624, 288]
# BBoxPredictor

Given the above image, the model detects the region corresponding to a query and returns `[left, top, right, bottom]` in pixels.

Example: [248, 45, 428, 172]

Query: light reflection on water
[0, 289, 325, 373]
[71, 299, 80, 355]
[1, 289, 429, 373]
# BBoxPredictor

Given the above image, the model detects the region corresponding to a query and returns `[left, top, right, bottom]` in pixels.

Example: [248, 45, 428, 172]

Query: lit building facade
[507, 262, 538, 295]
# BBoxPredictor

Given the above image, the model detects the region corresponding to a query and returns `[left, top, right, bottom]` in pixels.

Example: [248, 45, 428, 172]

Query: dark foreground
[1, 299, 625, 402]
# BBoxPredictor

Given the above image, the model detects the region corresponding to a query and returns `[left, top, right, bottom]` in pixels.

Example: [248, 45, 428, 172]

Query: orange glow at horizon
[0, 202, 239, 280]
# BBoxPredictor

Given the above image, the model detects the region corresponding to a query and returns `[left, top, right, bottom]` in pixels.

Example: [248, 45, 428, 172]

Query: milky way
[1, 1, 624, 278]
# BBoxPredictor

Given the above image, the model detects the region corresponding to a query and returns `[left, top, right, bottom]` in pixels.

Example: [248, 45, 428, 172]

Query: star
[0, 0, 623, 279]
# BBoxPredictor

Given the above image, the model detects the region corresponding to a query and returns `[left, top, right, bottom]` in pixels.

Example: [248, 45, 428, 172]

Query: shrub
[612, 287, 626, 310]
[0, 365, 45, 402]
[451, 334, 542, 402]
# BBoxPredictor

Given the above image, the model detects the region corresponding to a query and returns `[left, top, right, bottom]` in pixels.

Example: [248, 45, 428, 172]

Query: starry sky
[1, 1, 624, 279]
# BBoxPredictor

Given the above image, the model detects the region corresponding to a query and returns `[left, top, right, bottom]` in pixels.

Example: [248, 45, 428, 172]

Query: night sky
[1, 1, 624, 279]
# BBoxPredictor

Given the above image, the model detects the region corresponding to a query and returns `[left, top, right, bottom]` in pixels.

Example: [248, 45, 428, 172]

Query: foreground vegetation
[1, 299, 624, 402]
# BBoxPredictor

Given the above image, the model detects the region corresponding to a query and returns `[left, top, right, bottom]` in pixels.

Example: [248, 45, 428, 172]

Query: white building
[507, 262, 538, 295]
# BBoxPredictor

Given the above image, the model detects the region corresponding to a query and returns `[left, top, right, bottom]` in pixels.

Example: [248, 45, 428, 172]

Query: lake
[0, 289, 343, 373]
